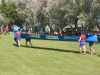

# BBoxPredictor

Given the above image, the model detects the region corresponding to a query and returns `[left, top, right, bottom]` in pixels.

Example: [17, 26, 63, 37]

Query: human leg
[79, 42, 86, 54]
[14, 38, 18, 44]
[17, 40, 20, 48]
[89, 42, 95, 54]
[90, 48, 93, 54]
[26, 40, 28, 47]
[29, 41, 33, 47]
[89, 46, 95, 54]
[79, 46, 82, 54]
[17, 38, 20, 48]
[26, 39, 30, 46]
[83, 46, 86, 54]
[79, 42, 83, 54]
[4, 30, 6, 35]
[7, 31, 10, 35]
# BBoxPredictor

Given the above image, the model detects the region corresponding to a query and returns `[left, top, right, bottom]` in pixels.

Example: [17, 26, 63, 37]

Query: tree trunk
[74, 17, 78, 32]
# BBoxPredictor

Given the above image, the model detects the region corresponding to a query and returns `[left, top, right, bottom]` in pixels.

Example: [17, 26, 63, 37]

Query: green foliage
[0, 0, 100, 29]
[0, 0, 24, 25]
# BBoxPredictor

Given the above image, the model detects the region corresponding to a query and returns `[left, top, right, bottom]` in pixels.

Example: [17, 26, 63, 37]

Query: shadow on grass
[13, 43, 18, 47]
[98, 55, 100, 57]
[12, 44, 95, 55]
[20, 45, 86, 54]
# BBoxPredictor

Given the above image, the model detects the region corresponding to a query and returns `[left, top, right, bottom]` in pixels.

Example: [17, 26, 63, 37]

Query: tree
[5, 0, 100, 31]
[0, 0, 24, 25]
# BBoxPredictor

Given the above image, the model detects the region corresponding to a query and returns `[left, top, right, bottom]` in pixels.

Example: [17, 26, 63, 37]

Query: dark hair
[18, 28, 20, 31]
[81, 31, 85, 35]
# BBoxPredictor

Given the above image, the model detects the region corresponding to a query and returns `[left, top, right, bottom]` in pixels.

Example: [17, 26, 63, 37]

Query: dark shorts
[89, 42, 94, 47]
[26, 39, 31, 42]
[79, 42, 86, 47]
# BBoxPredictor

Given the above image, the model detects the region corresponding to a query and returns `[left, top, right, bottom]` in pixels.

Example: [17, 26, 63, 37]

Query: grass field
[0, 32, 100, 75]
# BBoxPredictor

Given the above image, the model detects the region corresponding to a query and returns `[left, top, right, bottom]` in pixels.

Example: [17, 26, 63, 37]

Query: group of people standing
[0, 25, 10, 35]
[78, 31, 96, 55]
[13, 24, 33, 48]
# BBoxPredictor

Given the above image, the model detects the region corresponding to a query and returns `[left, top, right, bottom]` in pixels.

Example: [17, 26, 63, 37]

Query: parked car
[63, 27, 85, 36]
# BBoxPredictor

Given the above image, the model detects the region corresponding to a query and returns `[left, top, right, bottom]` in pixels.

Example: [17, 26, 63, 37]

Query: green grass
[0, 32, 100, 75]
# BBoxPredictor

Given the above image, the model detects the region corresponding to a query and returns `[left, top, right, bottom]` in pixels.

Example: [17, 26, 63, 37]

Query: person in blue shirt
[13, 24, 20, 44]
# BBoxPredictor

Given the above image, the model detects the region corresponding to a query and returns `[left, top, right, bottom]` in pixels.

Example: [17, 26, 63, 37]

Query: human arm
[78, 36, 81, 42]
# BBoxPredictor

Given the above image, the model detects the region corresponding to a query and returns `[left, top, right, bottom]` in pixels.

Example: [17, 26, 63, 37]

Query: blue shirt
[14, 26, 20, 38]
